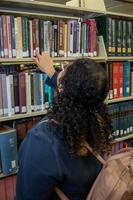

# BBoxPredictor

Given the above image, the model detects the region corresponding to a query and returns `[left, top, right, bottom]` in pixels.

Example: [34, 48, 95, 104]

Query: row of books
[103, 139, 133, 160]
[15, 116, 42, 146]
[0, 117, 41, 176]
[0, 65, 54, 117]
[97, 17, 133, 56]
[0, 175, 16, 200]
[107, 61, 133, 99]
[108, 101, 133, 138]
[0, 15, 98, 58]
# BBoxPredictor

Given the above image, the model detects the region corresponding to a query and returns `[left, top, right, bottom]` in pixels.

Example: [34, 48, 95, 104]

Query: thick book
[18, 72, 26, 113]
[0, 126, 18, 175]
[116, 19, 122, 56]
[0, 179, 6, 200]
[112, 62, 119, 98]
[123, 62, 131, 97]
[96, 17, 112, 56]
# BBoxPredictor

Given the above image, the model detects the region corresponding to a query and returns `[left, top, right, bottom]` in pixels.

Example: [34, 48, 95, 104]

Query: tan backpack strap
[85, 143, 106, 165]
[54, 187, 69, 200]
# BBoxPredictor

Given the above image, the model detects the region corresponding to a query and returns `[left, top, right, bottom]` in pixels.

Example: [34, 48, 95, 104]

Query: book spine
[2, 15, 9, 58]
[0, 130, 18, 175]
[0, 16, 4, 58]
[111, 18, 116, 56]
[118, 62, 123, 98]
[1, 74, 8, 116]
[9, 75, 15, 115]
[123, 62, 131, 97]
[5, 176, 14, 200]
[0, 75, 3, 116]
[17, 17, 23, 58]
[13, 74, 20, 114]
[126, 21, 132, 56]
[6, 75, 12, 116]
[18, 72, 26, 113]
[10, 15, 16, 58]
[112, 62, 119, 98]
[116, 19, 122, 56]
[7, 16, 12, 58]
[122, 20, 127, 56]
[0, 180, 6, 200]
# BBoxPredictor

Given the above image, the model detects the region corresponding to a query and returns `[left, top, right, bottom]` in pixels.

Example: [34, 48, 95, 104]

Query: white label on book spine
[127, 87, 130, 93]
[11, 160, 16, 168]
[13, 49, 17, 57]
[114, 89, 117, 95]
[127, 128, 130, 133]
[15, 106, 19, 113]
[4, 49, 8, 56]
[94, 51, 97, 57]
[130, 126, 132, 132]
[9, 50, 12, 58]
[4, 108, 8, 115]
[120, 88, 123, 94]
[120, 130, 123, 136]
[31, 105, 35, 111]
[0, 109, 3, 115]
[1, 51, 4, 57]
[22, 106, 26, 113]
[124, 130, 127, 134]
[12, 108, 15, 115]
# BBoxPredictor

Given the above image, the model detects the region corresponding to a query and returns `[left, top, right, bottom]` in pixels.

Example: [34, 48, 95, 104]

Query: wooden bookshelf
[0, 57, 106, 64]
[0, 0, 106, 18]
[107, 96, 133, 104]
[107, 56, 133, 61]
[0, 170, 18, 179]
[0, 110, 47, 122]
[107, 11, 133, 19]
[112, 133, 133, 144]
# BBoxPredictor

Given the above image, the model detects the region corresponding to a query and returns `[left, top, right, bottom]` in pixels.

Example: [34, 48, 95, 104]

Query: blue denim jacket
[15, 74, 102, 200]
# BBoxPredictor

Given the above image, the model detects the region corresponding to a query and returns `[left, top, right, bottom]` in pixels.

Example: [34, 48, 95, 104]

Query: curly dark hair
[49, 59, 113, 156]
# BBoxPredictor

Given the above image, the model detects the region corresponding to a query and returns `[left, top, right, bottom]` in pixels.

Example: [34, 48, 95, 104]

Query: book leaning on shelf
[0, 15, 98, 58]
[0, 126, 18, 175]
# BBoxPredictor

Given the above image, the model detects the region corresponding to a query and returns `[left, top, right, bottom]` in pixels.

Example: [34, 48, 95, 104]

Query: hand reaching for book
[33, 49, 55, 78]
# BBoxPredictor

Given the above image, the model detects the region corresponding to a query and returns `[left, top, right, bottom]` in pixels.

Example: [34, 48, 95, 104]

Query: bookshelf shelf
[112, 133, 133, 144]
[107, 57, 133, 61]
[0, 57, 106, 64]
[0, 110, 47, 122]
[108, 96, 133, 104]
[107, 11, 133, 19]
[0, 0, 105, 18]
[0, 170, 18, 179]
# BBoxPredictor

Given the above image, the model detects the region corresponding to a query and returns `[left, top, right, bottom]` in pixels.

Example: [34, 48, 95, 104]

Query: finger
[32, 57, 40, 66]
[42, 51, 48, 57]
[35, 48, 41, 59]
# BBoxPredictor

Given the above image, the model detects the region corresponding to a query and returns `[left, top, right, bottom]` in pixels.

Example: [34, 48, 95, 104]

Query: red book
[0, 179, 6, 200]
[18, 72, 26, 113]
[5, 176, 14, 200]
[88, 19, 97, 57]
[112, 62, 119, 98]
[118, 62, 123, 98]
[16, 121, 27, 144]
[26, 120, 33, 131]
[12, 175, 17, 198]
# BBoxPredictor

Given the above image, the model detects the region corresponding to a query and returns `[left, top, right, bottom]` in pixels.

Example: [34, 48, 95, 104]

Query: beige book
[83, 0, 106, 12]
[17, 17, 23, 58]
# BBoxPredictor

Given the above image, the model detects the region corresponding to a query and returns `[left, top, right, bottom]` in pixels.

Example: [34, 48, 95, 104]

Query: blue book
[0, 126, 18, 175]
[123, 62, 131, 97]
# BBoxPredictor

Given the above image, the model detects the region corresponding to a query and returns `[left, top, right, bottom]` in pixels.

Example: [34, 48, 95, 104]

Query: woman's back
[16, 118, 102, 200]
